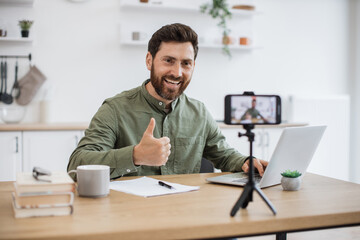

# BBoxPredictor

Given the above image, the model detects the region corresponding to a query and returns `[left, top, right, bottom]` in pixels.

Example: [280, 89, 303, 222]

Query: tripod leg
[230, 185, 253, 217]
[242, 197, 249, 208]
[254, 185, 277, 215]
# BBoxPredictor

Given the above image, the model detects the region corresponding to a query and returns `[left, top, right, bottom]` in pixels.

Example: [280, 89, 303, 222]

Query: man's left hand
[242, 158, 268, 176]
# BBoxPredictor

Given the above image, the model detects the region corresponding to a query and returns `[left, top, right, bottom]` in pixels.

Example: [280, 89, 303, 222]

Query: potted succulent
[18, 20, 34, 38]
[280, 170, 302, 191]
[200, 0, 232, 58]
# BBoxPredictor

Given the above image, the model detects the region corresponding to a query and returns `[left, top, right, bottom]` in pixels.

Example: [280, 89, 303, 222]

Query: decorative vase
[281, 176, 301, 191]
[222, 35, 233, 45]
[21, 30, 29, 38]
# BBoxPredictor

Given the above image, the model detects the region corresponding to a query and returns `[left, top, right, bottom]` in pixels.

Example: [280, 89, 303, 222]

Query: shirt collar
[141, 79, 179, 113]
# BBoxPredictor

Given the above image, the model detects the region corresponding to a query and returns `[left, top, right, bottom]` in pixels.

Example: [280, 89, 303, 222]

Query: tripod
[230, 124, 277, 216]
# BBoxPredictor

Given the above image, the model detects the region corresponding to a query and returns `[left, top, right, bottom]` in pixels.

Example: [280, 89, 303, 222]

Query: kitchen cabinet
[22, 131, 83, 172]
[0, 131, 22, 181]
[0, 128, 84, 181]
[221, 127, 283, 161]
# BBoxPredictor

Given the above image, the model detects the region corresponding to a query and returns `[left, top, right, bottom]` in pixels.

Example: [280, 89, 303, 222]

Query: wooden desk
[0, 173, 360, 240]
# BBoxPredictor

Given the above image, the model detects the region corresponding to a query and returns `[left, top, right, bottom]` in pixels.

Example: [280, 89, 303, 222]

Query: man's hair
[148, 23, 198, 60]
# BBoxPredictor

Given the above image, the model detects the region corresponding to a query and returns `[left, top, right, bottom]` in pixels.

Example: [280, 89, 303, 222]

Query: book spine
[14, 182, 75, 195]
[12, 193, 74, 218]
[14, 191, 74, 207]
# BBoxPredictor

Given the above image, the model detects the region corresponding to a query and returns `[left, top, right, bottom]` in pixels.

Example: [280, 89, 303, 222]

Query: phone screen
[224, 95, 281, 125]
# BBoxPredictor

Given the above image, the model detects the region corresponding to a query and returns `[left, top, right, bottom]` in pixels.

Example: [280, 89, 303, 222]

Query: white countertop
[217, 122, 308, 129]
[0, 122, 307, 131]
[0, 122, 89, 131]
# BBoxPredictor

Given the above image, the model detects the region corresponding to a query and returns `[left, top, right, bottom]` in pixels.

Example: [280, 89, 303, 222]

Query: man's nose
[171, 63, 183, 78]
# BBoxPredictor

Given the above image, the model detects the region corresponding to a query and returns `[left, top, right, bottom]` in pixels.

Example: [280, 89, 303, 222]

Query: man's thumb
[144, 118, 156, 136]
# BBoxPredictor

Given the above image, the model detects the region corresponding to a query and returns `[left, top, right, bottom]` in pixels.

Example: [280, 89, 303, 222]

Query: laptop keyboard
[232, 173, 262, 184]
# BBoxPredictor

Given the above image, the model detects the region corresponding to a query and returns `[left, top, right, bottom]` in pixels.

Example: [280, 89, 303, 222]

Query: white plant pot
[281, 176, 302, 191]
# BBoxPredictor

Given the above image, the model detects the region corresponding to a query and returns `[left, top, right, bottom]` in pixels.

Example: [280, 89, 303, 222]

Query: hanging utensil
[0, 58, 4, 102]
[1, 57, 13, 104]
[10, 58, 20, 99]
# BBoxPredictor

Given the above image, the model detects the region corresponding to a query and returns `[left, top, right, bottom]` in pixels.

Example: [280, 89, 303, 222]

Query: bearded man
[67, 23, 267, 180]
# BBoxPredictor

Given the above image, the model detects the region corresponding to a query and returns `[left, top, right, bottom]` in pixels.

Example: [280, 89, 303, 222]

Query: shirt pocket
[174, 136, 204, 174]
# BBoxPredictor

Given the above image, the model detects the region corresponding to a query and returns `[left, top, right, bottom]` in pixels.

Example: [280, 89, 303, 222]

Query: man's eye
[165, 58, 173, 63]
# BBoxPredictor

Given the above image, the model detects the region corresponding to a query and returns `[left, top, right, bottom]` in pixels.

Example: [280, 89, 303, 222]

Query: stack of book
[12, 171, 75, 218]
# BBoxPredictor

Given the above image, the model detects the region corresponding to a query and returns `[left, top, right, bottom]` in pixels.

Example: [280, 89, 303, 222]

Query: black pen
[158, 181, 175, 190]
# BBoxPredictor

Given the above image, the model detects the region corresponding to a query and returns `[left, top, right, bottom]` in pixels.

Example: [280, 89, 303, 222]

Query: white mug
[68, 165, 110, 198]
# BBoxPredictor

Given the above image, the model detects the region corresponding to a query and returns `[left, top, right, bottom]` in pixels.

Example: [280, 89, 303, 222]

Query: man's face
[146, 41, 195, 102]
[252, 100, 256, 108]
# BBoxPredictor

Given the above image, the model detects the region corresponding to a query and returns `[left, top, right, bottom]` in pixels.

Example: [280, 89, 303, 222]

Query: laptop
[206, 125, 326, 188]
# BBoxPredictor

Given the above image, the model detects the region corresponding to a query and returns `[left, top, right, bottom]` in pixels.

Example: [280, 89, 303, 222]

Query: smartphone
[224, 94, 281, 125]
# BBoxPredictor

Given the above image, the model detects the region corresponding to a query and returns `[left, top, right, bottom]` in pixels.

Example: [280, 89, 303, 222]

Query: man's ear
[146, 52, 152, 71]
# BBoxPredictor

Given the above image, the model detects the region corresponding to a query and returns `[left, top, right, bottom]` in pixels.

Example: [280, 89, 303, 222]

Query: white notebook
[109, 177, 199, 197]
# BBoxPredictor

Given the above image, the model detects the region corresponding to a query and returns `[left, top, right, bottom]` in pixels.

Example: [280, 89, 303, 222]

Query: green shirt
[67, 80, 248, 179]
[241, 108, 262, 120]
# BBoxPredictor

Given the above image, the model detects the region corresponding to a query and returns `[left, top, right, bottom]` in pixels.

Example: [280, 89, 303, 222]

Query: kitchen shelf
[120, 1, 261, 16]
[0, 0, 33, 7]
[119, 0, 261, 54]
[200, 43, 262, 50]
[121, 40, 261, 50]
[0, 37, 33, 43]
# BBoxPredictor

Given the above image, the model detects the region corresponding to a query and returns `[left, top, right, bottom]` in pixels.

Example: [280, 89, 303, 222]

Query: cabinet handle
[265, 132, 270, 147]
[15, 136, 19, 153]
[257, 131, 263, 147]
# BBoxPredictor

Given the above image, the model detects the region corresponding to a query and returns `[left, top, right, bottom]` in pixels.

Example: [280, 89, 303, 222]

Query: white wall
[349, 0, 360, 184]
[0, 0, 351, 122]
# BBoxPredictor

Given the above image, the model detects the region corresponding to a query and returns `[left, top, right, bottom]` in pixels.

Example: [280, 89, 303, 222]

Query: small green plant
[281, 170, 302, 178]
[18, 20, 34, 30]
[200, 0, 232, 58]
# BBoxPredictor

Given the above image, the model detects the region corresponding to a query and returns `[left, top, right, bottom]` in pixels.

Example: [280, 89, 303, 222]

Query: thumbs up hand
[133, 118, 171, 166]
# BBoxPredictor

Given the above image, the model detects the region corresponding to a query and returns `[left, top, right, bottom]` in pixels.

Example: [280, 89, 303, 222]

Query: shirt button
[159, 102, 163, 106]
[126, 169, 131, 173]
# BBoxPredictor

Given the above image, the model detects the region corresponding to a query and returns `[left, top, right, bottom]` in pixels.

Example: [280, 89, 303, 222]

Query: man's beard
[150, 64, 191, 101]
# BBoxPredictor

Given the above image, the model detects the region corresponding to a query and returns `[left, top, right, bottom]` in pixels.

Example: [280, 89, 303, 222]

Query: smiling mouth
[164, 79, 181, 85]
